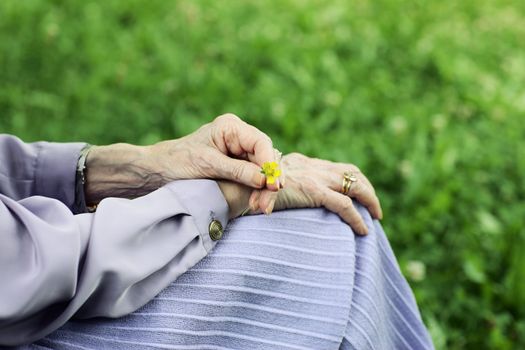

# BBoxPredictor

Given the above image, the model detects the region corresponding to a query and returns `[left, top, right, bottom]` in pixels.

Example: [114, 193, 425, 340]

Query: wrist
[217, 181, 251, 219]
[84, 143, 159, 203]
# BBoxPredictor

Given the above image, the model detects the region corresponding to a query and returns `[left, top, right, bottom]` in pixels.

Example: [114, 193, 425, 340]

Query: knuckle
[216, 113, 240, 123]
[249, 126, 272, 145]
[317, 190, 329, 207]
[288, 152, 306, 161]
[262, 133, 273, 146]
[231, 163, 246, 181]
[352, 183, 364, 196]
[340, 200, 353, 212]
[350, 164, 361, 174]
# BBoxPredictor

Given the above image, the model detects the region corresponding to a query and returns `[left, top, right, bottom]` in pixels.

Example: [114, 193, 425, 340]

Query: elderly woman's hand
[235, 153, 382, 235]
[85, 114, 279, 210]
[149, 114, 280, 190]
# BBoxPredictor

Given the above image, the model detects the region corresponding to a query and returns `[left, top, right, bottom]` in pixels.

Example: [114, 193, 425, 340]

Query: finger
[238, 123, 275, 166]
[265, 175, 280, 192]
[339, 164, 376, 194]
[218, 115, 274, 164]
[279, 163, 286, 189]
[231, 121, 280, 191]
[217, 115, 283, 191]
[329, 166, 382, 219]
[314, 157, 376, 193]
[321, 190, 368, 235]
[249, 190, 262, 212]
[274, 148, 284, 189]
[326, 172, 382, 220]
[247, 130, 282, 191]
[358, 174, 376, 195]
[215, 115, 281, 191]
[257, 147, 284, 191]
[349, 180, 382, 220]
[258, 188, 278, 215]
[216, 154, 266, 188]
[354, 177, 382, 219]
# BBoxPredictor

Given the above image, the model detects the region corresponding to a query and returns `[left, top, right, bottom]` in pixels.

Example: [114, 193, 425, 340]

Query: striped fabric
[27, 207, 434, 350]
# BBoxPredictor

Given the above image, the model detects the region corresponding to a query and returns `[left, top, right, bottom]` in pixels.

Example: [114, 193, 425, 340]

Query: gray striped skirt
[29, 207, 434, 350]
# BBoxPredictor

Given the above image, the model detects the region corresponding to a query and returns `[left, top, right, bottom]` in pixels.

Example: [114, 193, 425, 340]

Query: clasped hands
[85, 114, 382, 235]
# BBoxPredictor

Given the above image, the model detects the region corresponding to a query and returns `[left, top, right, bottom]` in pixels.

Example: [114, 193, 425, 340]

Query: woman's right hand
[276, 153, 382, 235]
[222, 152, 382, 235]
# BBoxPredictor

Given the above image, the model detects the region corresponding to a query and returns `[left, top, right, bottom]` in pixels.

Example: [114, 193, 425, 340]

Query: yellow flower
[260, 161, 281, 185]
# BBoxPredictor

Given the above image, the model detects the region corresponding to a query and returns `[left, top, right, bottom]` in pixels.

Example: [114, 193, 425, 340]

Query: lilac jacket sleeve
[0, 135, 229, 346]
[0, 134, 85, 209]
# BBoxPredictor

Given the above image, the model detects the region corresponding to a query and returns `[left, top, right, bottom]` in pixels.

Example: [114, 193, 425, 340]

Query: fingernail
[258, 174, 266, 188]
[250, 197, 260, 212]
[359, 224, 369, 235]
[249, 198, 256, 212]
[267, 180, 279, 192]
[265, 201, 275, 215]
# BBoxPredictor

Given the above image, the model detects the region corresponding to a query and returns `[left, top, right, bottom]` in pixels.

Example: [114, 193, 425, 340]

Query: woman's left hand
[86, 114, 280, 212]
[149, 113, 279, 190]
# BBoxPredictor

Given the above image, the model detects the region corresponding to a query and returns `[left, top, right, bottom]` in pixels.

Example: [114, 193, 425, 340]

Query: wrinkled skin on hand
[85, 113, 280, 212]
[148, 113, 280, 211]
[243, 153, 383, 235]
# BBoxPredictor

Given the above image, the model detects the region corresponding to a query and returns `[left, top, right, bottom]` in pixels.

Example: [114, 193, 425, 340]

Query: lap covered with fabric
[27, 207, 433, 350]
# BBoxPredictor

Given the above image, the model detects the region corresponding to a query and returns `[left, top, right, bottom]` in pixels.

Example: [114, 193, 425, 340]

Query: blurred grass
[1, 0, 524, 348]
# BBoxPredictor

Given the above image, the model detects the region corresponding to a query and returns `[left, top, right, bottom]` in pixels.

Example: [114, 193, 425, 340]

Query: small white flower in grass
[406, 260, 426, 282]
[398, 159, 413, 179]
[389, 116, 407, 135]
[432, 114, 447, 131]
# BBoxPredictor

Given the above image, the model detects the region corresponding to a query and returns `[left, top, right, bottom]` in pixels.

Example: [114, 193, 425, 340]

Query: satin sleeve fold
[0, 134, 85, 211]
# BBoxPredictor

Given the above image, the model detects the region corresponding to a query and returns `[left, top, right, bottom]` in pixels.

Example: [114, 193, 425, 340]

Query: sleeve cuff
[34, 142, 87, 211]
[164, 180, 229, 252]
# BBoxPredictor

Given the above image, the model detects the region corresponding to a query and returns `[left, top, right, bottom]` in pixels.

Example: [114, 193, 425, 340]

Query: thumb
[215, 154, 266, 188]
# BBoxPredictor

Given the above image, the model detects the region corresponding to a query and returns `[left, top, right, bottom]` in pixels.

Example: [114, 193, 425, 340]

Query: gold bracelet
[74, 145, 94, 213]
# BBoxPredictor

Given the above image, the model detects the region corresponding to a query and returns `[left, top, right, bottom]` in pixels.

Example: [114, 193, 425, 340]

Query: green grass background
[1, 0, 524, 348]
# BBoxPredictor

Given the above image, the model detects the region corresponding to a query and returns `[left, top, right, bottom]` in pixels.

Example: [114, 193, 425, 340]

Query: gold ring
[342, 171, 358, 195]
